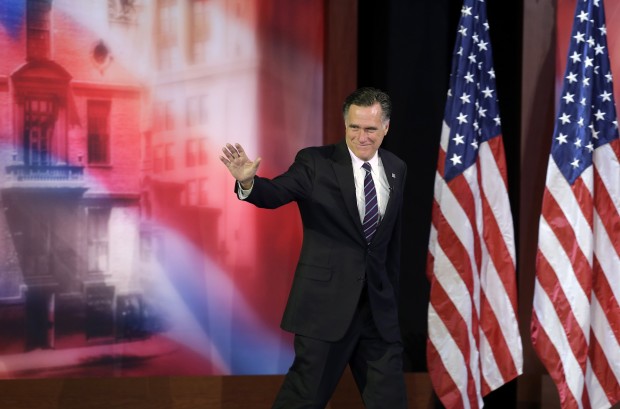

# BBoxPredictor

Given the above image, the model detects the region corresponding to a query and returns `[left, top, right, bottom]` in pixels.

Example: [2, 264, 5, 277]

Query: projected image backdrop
[0, 0, 323, 378]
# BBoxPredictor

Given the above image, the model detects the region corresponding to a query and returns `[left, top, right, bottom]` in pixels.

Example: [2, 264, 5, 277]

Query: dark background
[357, 0, 524, 406]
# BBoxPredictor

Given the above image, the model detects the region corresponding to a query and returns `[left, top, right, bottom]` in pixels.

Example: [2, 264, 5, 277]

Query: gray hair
[342, 87, 391, 123]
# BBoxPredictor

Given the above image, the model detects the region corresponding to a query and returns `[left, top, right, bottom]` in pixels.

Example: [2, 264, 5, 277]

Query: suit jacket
[239, 140, 407, 343]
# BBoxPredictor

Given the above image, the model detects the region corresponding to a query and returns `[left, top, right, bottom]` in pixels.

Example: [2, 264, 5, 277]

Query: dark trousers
[272, 289, 408, 409]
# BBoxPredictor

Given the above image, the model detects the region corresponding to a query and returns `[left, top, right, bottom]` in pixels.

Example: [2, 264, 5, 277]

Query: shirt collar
[347, 148, 379, 171]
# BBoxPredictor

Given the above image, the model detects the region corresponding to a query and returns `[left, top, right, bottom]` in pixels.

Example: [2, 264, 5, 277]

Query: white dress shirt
[348, 149, 390, 223]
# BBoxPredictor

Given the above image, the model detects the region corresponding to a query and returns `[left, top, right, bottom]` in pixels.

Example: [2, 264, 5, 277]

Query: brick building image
[134, 0, 323, 374]
[0, 0, 323, 377]
[0, 0, 152, 359]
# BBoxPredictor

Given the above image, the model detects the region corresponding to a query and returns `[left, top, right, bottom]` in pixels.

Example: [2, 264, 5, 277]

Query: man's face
[344, 103, 389, 161]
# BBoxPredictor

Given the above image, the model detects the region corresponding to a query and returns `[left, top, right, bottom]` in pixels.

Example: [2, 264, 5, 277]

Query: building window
[87, 208, 110, 273]
[187, 180, 198, 206]
[153, 103, 163, 131]
[153, 101, 175, 131]
[186, 95, 208, 127]
[186, 139, 198, 167]
[157, 0, 178, 70]
[87, 100, 111, 165]
[190, 0, 210, 63]
[164, 143, 174, 170]
[24, 96, 56, 166]
[27, 0, 52, 60]
[199, 138, 208, 165]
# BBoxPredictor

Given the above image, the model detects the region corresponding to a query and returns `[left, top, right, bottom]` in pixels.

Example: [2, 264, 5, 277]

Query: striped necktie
[362, 162, 378, 243]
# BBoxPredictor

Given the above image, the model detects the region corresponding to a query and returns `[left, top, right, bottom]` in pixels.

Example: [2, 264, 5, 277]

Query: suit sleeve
[386, 162, 407, 299]
[238, 148, 315, 209]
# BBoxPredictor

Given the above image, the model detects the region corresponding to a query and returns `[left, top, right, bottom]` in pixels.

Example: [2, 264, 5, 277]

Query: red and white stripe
[531, 139, 620, 409]
[427, 121, 523, 409]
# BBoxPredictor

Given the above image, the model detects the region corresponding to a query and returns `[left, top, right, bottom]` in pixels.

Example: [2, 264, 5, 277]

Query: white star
[477, 40, 488, 51]
[483, 22, 489, 31]
[582, 77, 590, 87]
[459, 25, 467, 36]
[599, 24, 607, 36]
[559, 113, 571, 124]
[580, 97, 587, 106]
[450, 153, 462, 166]
[453, 134, 465, 145]
[600, 90, 612, 102]
[457, 47, 463, 56]
[570, 52, 581, 63]
[584, 56, 594, 67]
[488, 68, 496, 79]
[478, 107, 487, 117]
[562, 92, 575, 104]
[586, 142, 594, 152]
[566, 72, 578, 83]
[471, 140, 479, 150]
[574, 138, 582, 148]
[456, 112, 468, 124]
[556, 133, 568, 144]
[605, 72, 613, 82]
[468, 53, 477, 64]
[594, 109, 606, 120]
[482, 87, 494, 98]
[461, 6, 472, 16]
[574, 32, 585, 43]
[594, 44, 605, 55]
[493, 115, 501, 126]
[587, 36, 595, 47]
[571, 158, 580, 168]
[460, 93, 471, 104]
[578, 117, 585, 127]
[591, 127, 600, 139]
[472, 34, 479, 43]
[473, 121, 479, 131]
[465, 72, 474, 83]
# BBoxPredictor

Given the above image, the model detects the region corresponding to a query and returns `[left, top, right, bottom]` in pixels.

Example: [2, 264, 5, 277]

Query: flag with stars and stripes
[531, 0, 620, 407]
[426, 0, 523, 407]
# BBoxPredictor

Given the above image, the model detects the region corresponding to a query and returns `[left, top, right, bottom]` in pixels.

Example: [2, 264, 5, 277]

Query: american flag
[531, 0, 620, 407]
[426, 0, 523, 407]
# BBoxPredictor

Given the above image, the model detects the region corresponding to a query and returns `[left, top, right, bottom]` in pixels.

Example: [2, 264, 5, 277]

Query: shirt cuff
[237, 180, 253, 199]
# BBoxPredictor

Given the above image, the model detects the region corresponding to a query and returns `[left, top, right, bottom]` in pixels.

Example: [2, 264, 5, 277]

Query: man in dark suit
[220, 87, 408, 408]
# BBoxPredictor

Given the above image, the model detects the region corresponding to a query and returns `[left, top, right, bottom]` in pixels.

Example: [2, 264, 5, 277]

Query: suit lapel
[331, 141, 366, 242]
[374, 150, 399, 241]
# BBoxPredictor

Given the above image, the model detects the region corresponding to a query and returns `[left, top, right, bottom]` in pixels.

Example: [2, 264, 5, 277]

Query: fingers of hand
[222, 143, 249, 166]
[222, 143, 239, 162]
